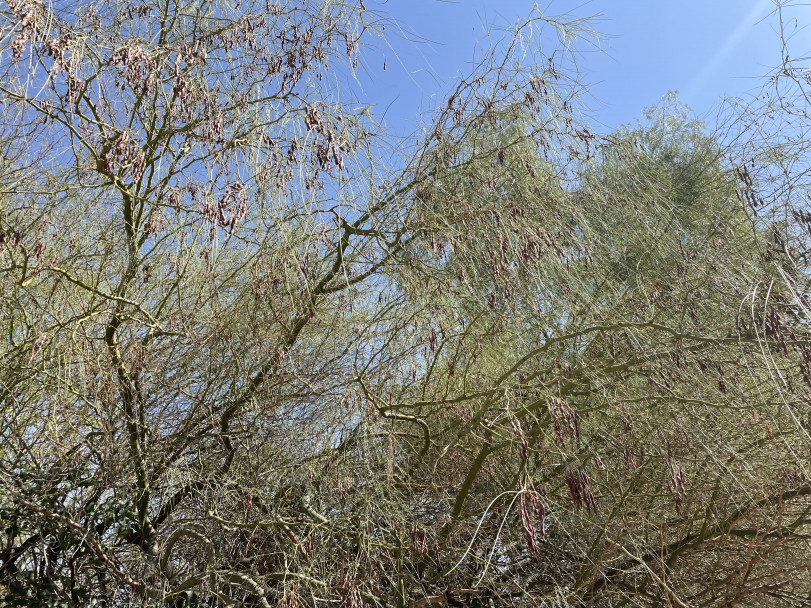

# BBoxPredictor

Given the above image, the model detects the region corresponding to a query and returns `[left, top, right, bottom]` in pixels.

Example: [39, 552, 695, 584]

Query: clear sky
[356, 0, 803, 134]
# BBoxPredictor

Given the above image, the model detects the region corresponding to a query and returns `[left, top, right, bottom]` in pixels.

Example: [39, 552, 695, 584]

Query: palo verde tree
[1, 0, 810, 607]
[368, 89, 811, 606]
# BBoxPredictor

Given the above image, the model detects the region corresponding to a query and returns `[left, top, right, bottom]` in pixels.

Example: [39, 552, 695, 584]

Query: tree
[1, 1, 810, 607]
[385, 93, 811, 607]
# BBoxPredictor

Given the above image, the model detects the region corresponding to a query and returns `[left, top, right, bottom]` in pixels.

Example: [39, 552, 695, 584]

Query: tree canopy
[1, 2, 810, 607]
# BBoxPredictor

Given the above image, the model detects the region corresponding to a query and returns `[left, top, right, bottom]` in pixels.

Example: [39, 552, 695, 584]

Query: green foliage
[0, 2, 810, 608]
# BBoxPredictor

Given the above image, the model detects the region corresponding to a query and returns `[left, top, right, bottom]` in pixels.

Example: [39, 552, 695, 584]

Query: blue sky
[356, 0, 800, 134]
